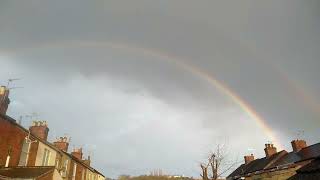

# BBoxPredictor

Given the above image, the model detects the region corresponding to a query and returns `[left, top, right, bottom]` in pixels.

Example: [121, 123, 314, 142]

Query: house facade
[0, 86, 105, 180]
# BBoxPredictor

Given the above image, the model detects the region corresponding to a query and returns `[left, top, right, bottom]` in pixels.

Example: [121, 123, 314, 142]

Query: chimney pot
[29, 121, 49, 141]
[71, 148, 83, 160]
[264, 143, 277, 158]
[83, 156, 91, 166]
[291, 139, 307, 152]
[244, 154, 255, 164]
[53, 136, 69, 152]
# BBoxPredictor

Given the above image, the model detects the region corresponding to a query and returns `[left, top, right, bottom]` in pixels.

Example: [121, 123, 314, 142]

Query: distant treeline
[118, 175, 196, 180]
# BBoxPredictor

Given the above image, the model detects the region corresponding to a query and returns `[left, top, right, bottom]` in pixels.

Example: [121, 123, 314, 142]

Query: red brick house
[0, 86, 105, 180]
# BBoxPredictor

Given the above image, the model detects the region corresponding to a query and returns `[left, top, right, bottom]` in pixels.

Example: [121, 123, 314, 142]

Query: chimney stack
[244, 154, 255, 164]
[0, 86, 10, 115]
[53, 136, 69, 152]
[29, 121, 49, 141]
[83, 156, 91, 166]
[291, 139, 307, 152]
[71, 148, 83, 160]
[264, 143, 277, 158]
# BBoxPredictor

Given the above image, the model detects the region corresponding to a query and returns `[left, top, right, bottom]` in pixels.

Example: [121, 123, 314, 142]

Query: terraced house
[227, 140, 320, 180]
[0, 86, 105, 180]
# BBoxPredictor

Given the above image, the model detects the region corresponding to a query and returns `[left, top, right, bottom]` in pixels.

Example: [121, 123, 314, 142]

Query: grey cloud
[0, 0, 320, 178]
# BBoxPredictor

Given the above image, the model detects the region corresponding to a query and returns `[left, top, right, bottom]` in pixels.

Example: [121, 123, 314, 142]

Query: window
[64, 159, 69, 171]
[18, 139, 29, 166]
[72, 163, 77, 180]
[55, 159, 60, 168]
[41, 148, 51, 166]
[82, 170, 85, 180]
[61, 159, 69, 177]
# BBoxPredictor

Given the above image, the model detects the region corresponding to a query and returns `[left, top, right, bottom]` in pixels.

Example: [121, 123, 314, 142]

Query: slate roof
[0, 166, 54, 178]
[269, 143, 320, 169]
[227, 164, 246, 179]
[298, 157, 320, 172]
[287, 157, 320, 180]
[247, 150, 287, 173]
[298, 143, 320, 160]
[228, 143, 320, 179]
[227, 151, 287, 179]
[270, 151, 301, 168]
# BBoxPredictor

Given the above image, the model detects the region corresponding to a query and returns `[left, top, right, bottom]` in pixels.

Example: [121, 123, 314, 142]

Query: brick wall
[0, 115, 40, 167]
[0, 115, 103, 180]
[0, 115, 26, 166]
[76, 163, 85, 180]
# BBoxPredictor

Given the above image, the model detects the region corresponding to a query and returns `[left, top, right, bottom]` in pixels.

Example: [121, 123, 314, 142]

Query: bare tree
[200, 144, 239, 180]
[200, 163, 209, 180]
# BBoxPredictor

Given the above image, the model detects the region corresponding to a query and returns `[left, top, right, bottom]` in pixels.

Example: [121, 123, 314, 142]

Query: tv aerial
[1, 78, 22, 103]
[7, 78, 21, 88]
[296, 130, 305, 139]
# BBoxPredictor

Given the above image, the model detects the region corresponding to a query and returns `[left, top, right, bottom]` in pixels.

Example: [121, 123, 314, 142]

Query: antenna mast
[7, 78, 21, 89]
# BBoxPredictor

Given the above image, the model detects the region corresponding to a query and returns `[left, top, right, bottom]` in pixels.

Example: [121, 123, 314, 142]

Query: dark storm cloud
[0, 0, 320, 177]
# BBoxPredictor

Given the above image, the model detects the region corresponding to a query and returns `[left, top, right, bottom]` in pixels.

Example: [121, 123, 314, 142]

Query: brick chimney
[291, 139, 307, 152]
[53, 137, 69, 152]
[264, 143, 277, 158]
[82, 156, 91, 166]
[29, 121, 49, 141]
[244, 154, 255, 164]
[71, 148, 83, 160]
[0, 86, 10, 115]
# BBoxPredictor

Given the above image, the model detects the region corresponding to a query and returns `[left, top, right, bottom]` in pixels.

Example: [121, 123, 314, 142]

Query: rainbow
[176, 61, 283, 150]
[1, 40, 283, 149]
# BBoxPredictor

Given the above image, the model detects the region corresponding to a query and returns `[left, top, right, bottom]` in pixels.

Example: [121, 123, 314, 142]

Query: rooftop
[228, 143, 320, 179]
[287, 156, 320, 180]
[0, 113, 105, 177]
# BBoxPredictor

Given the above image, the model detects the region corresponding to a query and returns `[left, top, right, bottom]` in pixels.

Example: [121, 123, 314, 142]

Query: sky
[0, 0, 320, 178]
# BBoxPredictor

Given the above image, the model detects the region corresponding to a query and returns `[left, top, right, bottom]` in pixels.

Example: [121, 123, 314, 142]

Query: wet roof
[287, 157, 320, 180]
[227, 151, 287, 179]
[228, 143, 320, 179]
